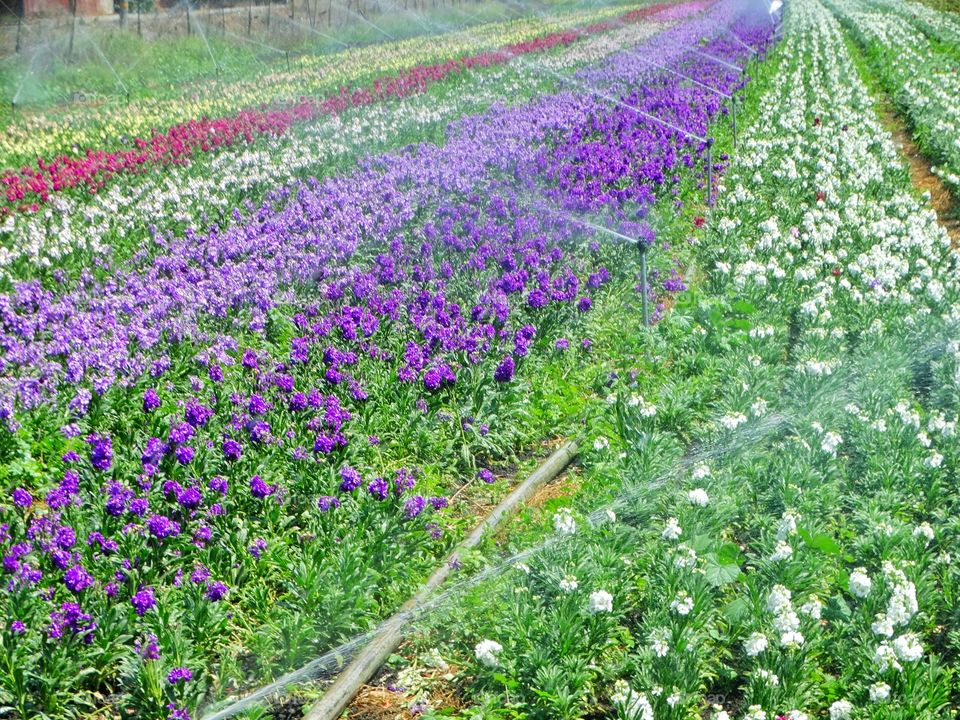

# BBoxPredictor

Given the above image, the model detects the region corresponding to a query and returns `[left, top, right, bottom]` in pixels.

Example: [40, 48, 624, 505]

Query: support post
[732, 97, 737, 149]
[640, 245, 650, 327]
[706, 144, 713, 207]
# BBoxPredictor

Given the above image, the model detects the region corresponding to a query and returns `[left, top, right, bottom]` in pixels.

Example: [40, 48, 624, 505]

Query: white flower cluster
[474, 639, 503, 667]
[766, 585, 804, 648]
[610, 679, 653, 720]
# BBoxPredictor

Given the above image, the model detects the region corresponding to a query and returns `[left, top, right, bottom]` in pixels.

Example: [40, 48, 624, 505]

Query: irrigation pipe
[303, 439, 580, 720]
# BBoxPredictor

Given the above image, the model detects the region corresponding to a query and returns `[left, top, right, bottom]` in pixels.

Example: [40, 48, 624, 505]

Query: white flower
[893, 632, 924, 662]
[605, 509, 617, 523]
[869, 682, 891, 703]
[913, 522, 935, 542]
[611, 680, 654, 720]
[770, 540, 793, 562]
[873, 642, 903, 673]
[777, 511, 799, 540]
[785, 711, 808, 720]
[871, 613, 894, 638]
[588, 589, 613, 614]
[887, 582, 918, 627]
[649, 627, 671, 657]
[743, 705, 767, 720]
[926, 452, 944, 468]
[515, 562, 530, 574]
[673, 545, 697, 569]
[553, 508, 576, 536]
[662, 517, 682, 541]
[744, 632, 768, 657]
[799, 597, 823, 619]
[691, 462, 711, 480]
[849, 568, 873, 598]
[766, 585, 792, 614]
[779, 630, 805, 647]
[755, 669, 779, 687]
[720, 412, 747, 430]
[474, 639, 503, 668]
[688, 488, 710, 506]
[670, 591, 694, 616]
[821, 431, 843, 455]
[712, 706, 730, 720]
[666, 692, 681, 707]
[593, 436, 610, 451]
[751, 397, 768, 417]
[829, 700, 853, 720]
[559, 575, 579, 593]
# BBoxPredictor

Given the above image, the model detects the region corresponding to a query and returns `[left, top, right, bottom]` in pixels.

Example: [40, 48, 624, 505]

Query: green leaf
[703, 553, 742, 586]
[798, 528, 842, 555]
[732, 300, 756, 314]
[723, 597, 750, 622]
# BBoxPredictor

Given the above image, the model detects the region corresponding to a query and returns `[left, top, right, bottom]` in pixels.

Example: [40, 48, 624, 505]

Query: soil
[876, 103, 960, 245]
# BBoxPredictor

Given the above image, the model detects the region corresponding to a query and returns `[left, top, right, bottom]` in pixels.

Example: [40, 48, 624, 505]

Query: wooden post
[303, 441, 580, 720]
[68, 0, 77, 59]
[266, 0, 271, 29]
[247, 0, 252, 34]
[186, 1, 192, 36]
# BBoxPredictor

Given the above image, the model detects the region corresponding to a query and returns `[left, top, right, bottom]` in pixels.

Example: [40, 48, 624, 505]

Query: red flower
[693, 215, 706, 228]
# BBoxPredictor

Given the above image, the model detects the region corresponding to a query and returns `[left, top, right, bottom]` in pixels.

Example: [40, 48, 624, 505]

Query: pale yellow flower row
[0, 4, 639, 164]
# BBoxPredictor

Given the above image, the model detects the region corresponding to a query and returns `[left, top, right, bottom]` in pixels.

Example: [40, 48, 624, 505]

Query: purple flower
[555, 338, 569, 351]
[131, 587, 157, 616]
[339, 465, 362, 492]
[204, 581, 228, 601]
[493, 356, 515, 383]
[249, 475, 275, 499]
[146, 514, 181, 539]
[394, 467, 416, 494]
[12, 487, 31, 508]
[367, 476, 389, 501]
[167, 704, 192, 720]
[403, 495, 427, 520]
[208, 476, 228, 495]
[10, 620, 26, 634]
[184, 400, 214, 428]
[577, 296, 593, 313]
[208, 363, 224, 383]
[177, 487, 202, 509]
[242, 349, 259, 370]
[167, 667, 193, 684]
[248, 538, 268, 559]
[48, 602, 96, 643]
[222, 438, 242, 461]
[317, 495, 341, 512]
[175, 446, 195, 465]
[248, 394, 269, 416]
[143, 388, 162, 412]
[129, 497, 150, 517]
[64, 565, 94, 593]
[477, 469, 495, 484]
[429, 496, 448, 510]
[135, 633, 160, 660]
[87, 434, 113, 471]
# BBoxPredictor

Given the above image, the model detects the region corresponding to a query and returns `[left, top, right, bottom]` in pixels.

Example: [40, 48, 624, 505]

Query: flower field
[1, 0, 959, 719]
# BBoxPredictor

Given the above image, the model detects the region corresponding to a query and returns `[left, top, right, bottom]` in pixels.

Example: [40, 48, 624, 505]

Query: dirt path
[876, 102, 960, 245]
